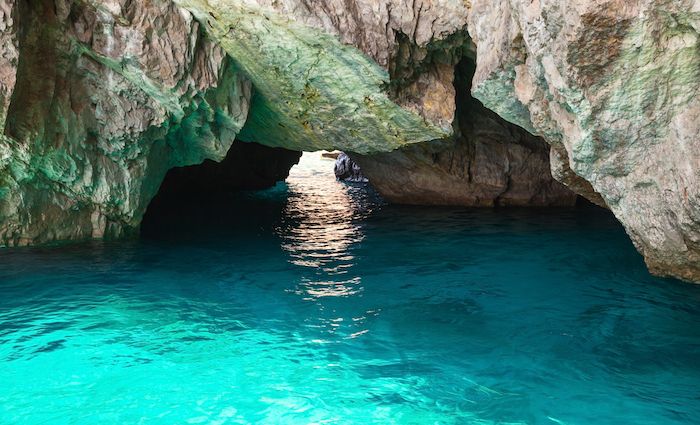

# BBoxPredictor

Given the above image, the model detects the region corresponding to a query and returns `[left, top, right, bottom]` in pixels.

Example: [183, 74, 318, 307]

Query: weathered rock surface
[0, 0, 251, 245]
[175, 0, 451, 153]
[184, 0, 472, 134]
[354, 58, 577, 207]
[466, 0, 700, 281]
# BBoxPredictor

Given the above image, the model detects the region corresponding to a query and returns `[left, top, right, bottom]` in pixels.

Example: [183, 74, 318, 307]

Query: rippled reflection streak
[2, 149, 700, 424]
[278, 153, 379, 299]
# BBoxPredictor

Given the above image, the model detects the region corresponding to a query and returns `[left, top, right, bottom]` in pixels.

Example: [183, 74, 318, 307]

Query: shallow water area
[1, 153, 700, 424]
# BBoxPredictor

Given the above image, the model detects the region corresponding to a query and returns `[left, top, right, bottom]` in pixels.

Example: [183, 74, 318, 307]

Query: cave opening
[141, 49, 598, 241]
[140, 141, 303, 239]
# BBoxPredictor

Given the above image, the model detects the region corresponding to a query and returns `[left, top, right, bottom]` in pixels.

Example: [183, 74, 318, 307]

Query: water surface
[2, 153, 700, 424]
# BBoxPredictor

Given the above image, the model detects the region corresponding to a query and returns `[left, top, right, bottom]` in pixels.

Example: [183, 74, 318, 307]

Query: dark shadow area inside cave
[140, 141, 302, 240]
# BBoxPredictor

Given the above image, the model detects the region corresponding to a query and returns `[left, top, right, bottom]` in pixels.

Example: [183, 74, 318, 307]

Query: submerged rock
[334, 153, 367, 183]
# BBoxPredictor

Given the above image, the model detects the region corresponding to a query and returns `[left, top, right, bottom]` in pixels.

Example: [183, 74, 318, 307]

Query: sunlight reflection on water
[278, 152, 383, 299]
[2, 151, 700, 424]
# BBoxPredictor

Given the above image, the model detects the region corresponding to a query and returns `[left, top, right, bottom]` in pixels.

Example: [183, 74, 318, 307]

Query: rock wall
[0, 0, 252, 245]
[353, 58, 577, 207]
[467, 0, 700, 281]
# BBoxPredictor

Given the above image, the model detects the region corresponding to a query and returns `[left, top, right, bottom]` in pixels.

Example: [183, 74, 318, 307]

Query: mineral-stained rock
[0, 0, 252, 246]
[174, 0, 451, 153]
[279, 0, 471, 133]
[466, 0, 700, 281]
[353, 58, 577, 207]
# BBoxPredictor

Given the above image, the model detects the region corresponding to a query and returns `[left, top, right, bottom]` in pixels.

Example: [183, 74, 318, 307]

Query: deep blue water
[2, 153, 700, 424]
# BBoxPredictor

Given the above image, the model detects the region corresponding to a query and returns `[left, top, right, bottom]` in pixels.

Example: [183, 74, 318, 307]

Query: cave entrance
[140, 141, 302, 239]
[139, 147, 382, 243]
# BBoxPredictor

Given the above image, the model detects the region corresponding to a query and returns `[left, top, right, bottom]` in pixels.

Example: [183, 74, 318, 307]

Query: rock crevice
[353, 57, 577, 207]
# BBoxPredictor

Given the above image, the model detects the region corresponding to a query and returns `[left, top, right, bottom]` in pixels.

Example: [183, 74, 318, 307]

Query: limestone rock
[175, 0, 451, 153]
[0, 0, 251, 245]
[467, 0, 700, 281]
[200, 0, 472, 132]
[354, 59, 577, 207]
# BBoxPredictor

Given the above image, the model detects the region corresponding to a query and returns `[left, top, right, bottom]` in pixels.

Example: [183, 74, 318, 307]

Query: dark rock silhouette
[334, 153, 368, 183]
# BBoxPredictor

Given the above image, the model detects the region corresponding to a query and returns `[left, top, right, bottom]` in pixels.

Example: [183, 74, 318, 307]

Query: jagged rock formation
[175, 0, 450, 153]
[0, 0, 699, 283]
[179, 0, 471, 134]
[353, 58, 577, 207]
[334, 153, 367, 183]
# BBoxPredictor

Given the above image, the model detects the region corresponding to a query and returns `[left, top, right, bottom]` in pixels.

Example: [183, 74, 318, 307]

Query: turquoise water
[2, 153, 700, 424]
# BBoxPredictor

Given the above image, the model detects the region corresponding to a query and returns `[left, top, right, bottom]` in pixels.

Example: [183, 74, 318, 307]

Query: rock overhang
[175, 0, 453, 154]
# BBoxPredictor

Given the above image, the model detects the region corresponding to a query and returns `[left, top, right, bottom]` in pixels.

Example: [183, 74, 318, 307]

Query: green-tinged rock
[0, 0, 251, 246]
[468, 0, 700, 282]
[175, 0, 449, 154]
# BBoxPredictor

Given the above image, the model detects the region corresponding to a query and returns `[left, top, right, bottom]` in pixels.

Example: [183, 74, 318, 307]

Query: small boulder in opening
[334, 153, 368, 183]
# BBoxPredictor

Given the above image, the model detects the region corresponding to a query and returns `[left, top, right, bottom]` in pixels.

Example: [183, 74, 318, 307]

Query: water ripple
[1, 153, 700, 423]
